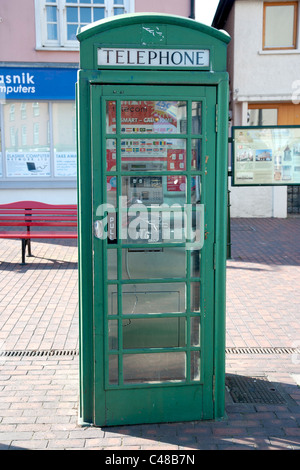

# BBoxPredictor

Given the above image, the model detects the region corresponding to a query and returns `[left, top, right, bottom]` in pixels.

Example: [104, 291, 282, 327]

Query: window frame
[263, 1, 299, 51]
[35, 0, 134, 50]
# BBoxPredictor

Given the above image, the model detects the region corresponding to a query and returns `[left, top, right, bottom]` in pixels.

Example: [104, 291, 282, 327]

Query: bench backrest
[0, 201, 77, 227]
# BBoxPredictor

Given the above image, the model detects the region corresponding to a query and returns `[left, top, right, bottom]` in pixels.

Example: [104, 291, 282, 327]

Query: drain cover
[225, 374, 286, 405]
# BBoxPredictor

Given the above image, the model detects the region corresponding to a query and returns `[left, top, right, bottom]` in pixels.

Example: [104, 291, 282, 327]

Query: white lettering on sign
[98, 48, 210, 68]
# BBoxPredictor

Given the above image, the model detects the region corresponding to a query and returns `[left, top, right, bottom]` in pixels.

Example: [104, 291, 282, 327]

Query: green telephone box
[76, 13, 230, 426]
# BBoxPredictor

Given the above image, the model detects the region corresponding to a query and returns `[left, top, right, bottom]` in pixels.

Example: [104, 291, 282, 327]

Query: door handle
[94, 220, 103, 239]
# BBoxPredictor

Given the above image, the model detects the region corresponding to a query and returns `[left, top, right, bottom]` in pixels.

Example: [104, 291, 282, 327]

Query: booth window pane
[108, 320, 118, 350]
[4, 101, 51, 178]
[122, 247, 186, 280]
[190, 351, 200, 381]
[106, 101, 116, 134]
[192, 102, 202, 134]
[120, 101, 187, 134]
[108, 285, 118, 315]
[52, 102, 77, 177]
[122, 318, 186, 349]
[106, 139, 116, 171]
[109, 355, 118, 385]
[123, 352, 186, 384]
[191, 139, 201, 170]
[122, 283, 186, 315]
[121, 139, 186, 172]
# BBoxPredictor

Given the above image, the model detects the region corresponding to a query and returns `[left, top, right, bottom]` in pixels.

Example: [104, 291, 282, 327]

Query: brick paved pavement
[0, 219, 299, 450]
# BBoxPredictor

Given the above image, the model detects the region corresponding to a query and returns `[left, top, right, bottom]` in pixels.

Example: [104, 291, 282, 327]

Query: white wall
[226, 0, 297, 218]
[0, 189, 77, 205]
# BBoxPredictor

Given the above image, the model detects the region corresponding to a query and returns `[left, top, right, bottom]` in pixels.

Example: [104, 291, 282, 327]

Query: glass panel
[67, 24, 78, 40]
[80, 0, 91, 3]
[121, 139, 186, 172]
[93, 7, 105, 21]
[107, 249, 117, 280]
[108, 320, 118, 350]
[191, 139, 201, 170]
[122, 175, 186, 205]
[122, 283, 186, 315]
[66, 6, 78, 22]
[114, 8, 124, 15]
[109, 355, 118, 384]
[122, 247, 186, 279]
[52, 102, 77, 177]
[106, 101, 116, 133]
[191, 175, 201, 203]
[80, 6, 91, 23]
[107, 176, 117, 206]
[46, 5, 57, 21]
[4, 101, 51, 178]
[120, 101, 187, 134]
[106, 139, 116, 171]
[191, 282, 200, 312]
[265, 5, 296, 48]
[47, 24, 58, 40]
[190, 316, 200, 347]
[123, 352, 186, 384]
[191, 249, 201, 278]
[192, 102, 202, 134]
[123, 318, 186, 349]
[114, 0, 124, 4]
[248, 109, 278, 126]
[190, 351, 200, 381]
[108, 285, 118, 315]
[121, 176, 187, 244]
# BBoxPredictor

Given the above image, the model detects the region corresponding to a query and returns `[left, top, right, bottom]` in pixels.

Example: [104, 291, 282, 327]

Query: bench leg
[21, 239, 32, 264]
[27, 239, 33, 257]
[21, 240, 26, 265]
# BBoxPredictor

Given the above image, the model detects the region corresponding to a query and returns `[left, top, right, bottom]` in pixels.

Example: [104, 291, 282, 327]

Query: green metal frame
[77, 13, 230, 426]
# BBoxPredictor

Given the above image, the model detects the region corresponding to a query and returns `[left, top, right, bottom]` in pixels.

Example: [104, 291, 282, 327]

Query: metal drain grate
[226, 347, 300, 355]
[225, 375, 287, 405]
[0, 349, 79, 358]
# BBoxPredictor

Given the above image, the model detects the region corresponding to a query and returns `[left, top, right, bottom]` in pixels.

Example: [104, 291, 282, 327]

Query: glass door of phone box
[91, 84, 217, 426]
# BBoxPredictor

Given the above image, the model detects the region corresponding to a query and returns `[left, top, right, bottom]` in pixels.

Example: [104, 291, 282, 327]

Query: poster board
[232, 126, 300, 186]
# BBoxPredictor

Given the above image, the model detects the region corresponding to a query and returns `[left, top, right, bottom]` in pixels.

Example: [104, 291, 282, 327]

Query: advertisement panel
[232, 126, 300, 186]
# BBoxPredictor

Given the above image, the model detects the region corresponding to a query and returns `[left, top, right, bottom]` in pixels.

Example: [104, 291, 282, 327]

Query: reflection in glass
[107, 176, 117, 206]
[4, 101, 51, 178]
[191, 351, 200, 381]
[122, 247, 186, 279]
[191, 250, 201, 278]
[108, 285, 118, 315]
[120, 101, 187, 134]
[192, 102, 202, 134]
[106, 139, 116, 171]
[123, 352, 186, 384]
[122, 318, 186, 349]
[109, 355, 118, 384]
[108, 320, 118, 350]
[121, 139, 186, 172]
[248, 109, 278, 126]
[52, 102, 77, 177]
[191, 139, 201, 170]
[122, 283, 186, 315]
[106, 101, 116, 133]
[107, 249, 117, 280]
[191, 282, 200, 312]
[191, 175, 201, 203]
[190, 317, 200, 347]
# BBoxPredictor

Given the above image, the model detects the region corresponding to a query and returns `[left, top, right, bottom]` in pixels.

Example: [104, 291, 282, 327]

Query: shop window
[263, 2, 298, 50]
[247, 108, 278, 126]
[36, 0, 134, 48]
[0, 100, 77, 181]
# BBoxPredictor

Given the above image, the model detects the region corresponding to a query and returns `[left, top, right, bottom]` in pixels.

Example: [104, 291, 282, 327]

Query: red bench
[0, 201, 77, 264]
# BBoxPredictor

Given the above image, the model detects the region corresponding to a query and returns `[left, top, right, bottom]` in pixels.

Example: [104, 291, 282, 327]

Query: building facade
[213, 0, 300, 217]
[0, 0, 192, 204]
